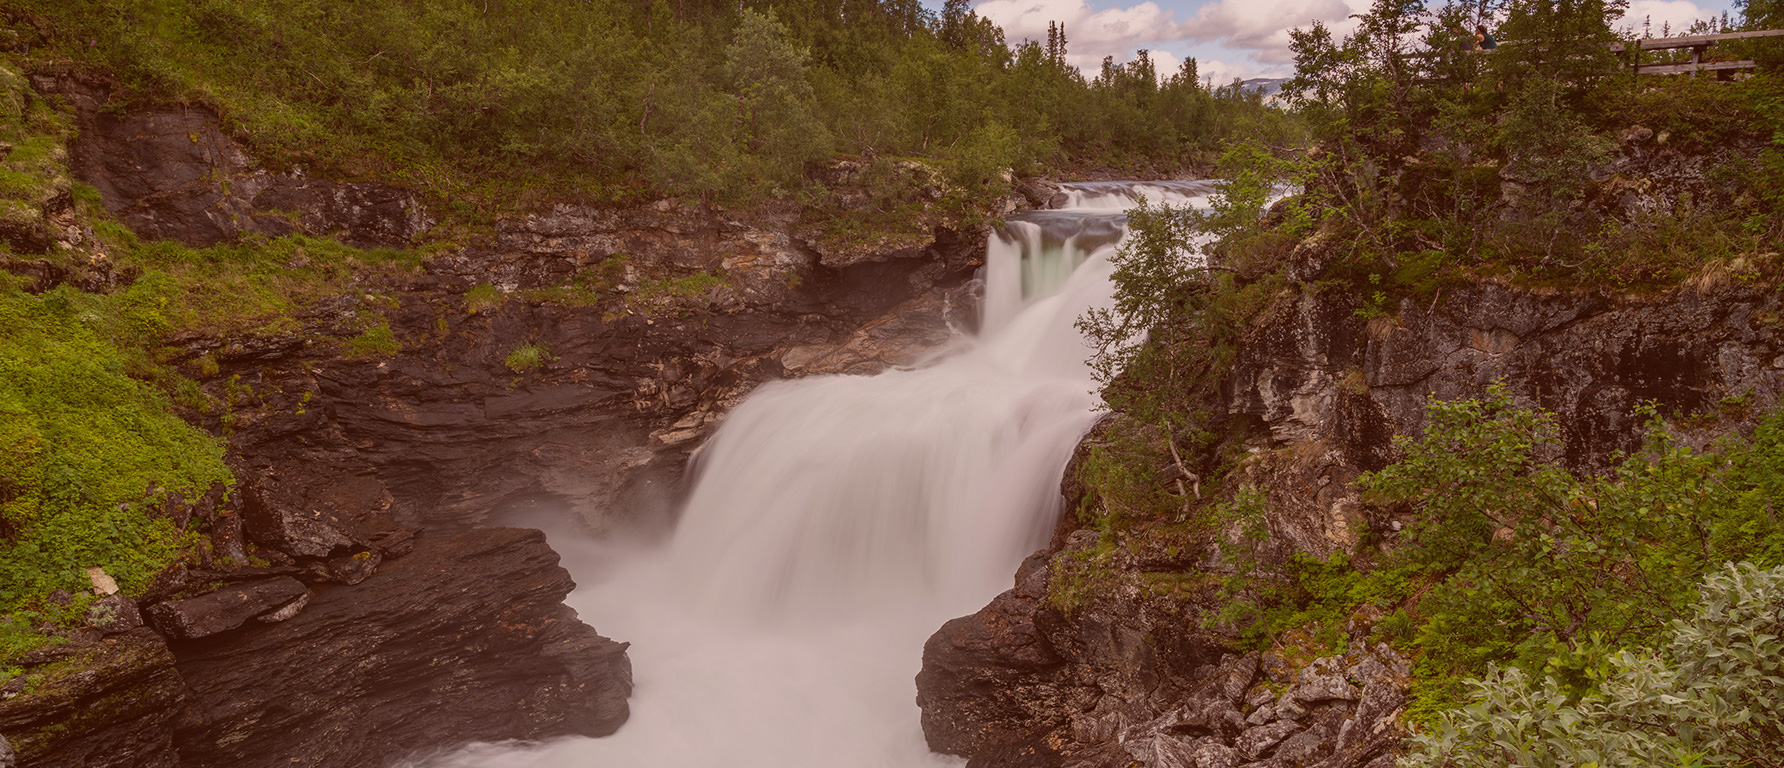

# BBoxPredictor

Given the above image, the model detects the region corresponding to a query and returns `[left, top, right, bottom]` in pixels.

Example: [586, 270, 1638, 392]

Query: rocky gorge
[0, 67, 1041, 767]
[3, 57, 1780, 768]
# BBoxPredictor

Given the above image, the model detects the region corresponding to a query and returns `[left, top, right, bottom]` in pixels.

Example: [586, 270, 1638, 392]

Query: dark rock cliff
[917, 276, 1784, 768]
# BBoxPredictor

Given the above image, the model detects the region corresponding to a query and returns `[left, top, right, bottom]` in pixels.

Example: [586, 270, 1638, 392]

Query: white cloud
[1196, 58, 1266, 85]
[975, 0, 1185, 45]
[1185, 0, 1367, 55]
[974, 0, 1365, 78]
[976, 0, 1189, 71]
[1621, 0, 1720, 36]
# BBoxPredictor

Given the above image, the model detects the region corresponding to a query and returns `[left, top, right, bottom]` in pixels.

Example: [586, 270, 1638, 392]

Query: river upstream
[408, 181, 1215, 768]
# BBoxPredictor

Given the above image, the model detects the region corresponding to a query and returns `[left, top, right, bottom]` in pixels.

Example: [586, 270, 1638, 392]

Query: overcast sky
[924, 0, 1740, 83]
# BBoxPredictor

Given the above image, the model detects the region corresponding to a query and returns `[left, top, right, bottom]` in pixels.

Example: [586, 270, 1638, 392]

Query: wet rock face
[170, 527, 631, 768]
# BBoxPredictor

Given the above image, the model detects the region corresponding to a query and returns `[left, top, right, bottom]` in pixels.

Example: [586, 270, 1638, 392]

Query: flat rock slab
[169, 526, 631, 768]
[146, 578, 309, 640]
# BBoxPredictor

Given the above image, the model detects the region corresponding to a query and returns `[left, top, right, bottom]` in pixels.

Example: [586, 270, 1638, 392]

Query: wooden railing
[1611, 28, 1784, 78]
[1402, 28, 1782, 81]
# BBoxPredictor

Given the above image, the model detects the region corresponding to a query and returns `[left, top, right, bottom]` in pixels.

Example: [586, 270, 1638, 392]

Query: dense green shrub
[1404, 562, 1784, 768]
[502, 342, 551, 374]
[0, 278, 231, 620]
[1362, 386, 1784, 714]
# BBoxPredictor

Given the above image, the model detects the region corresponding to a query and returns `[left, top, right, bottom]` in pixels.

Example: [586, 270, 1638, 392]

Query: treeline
[10, 0, 1293, 207]
[1269, 0, 1784, 289]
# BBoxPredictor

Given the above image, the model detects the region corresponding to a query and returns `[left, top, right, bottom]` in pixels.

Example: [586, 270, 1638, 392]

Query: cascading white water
[407, 180, 1216, 768]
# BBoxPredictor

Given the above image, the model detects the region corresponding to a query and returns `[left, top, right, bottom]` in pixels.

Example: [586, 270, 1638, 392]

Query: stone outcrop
[1231, 280, 1783, 472]
[1, 525, 630, 768]
[144, 577, 310, 640]
[919, 542, 1412, 768]
[55, 79, 432, 248]
[917, 552, 1073, 758]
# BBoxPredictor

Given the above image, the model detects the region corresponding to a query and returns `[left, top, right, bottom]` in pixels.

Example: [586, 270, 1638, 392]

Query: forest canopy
[6, 0, 1292, 207]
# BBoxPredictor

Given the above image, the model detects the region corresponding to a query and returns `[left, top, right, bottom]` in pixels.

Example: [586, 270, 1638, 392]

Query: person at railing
[1476, 25, 1499, 50]
[1453, 25, 1479, 51]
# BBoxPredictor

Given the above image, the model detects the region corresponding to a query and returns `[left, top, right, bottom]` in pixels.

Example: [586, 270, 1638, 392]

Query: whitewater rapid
[406, 180, 1215, 768]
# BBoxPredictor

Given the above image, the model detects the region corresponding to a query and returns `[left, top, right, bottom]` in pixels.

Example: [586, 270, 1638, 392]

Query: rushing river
[407, 180, 1215, 768]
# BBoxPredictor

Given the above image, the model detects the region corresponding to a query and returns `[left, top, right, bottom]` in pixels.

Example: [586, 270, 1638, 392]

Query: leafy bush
[0, 281, 231, 619]
[1362, 386, 1784, 715]
[503, 342, 551, 374]
[1404, 562, 1784, 768]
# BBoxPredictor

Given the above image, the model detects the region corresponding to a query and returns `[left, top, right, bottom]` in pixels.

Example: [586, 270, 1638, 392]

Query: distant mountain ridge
[1240, 77, 1291, 98]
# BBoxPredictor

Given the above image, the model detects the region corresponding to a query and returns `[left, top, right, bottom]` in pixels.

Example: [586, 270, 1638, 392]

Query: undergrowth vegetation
[0, 273, 231, 649]
[1405, 562, 1784, 767]
[1367, 388, 1784, 718]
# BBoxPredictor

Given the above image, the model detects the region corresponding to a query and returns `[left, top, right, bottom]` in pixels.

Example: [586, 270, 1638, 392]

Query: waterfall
[408, 180, 1216, 768]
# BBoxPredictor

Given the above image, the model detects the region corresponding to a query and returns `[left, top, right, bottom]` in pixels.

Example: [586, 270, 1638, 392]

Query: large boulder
[917, 551, 1073, 757]
[169, 527, 631, 768]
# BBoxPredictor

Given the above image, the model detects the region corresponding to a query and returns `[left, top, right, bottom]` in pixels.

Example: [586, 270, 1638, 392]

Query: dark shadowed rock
[0, 629, 193, 768]
[1274, 728, 1331, 764]
[325, 549, 381, 585]
[145, 577, 309, 640]
[168, 527, 631, 768]
[61, 96, 432, 248]
[917, 551, 1070, 756]
[240, 474, 369, 559]
[963, 727, 1067, 768]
